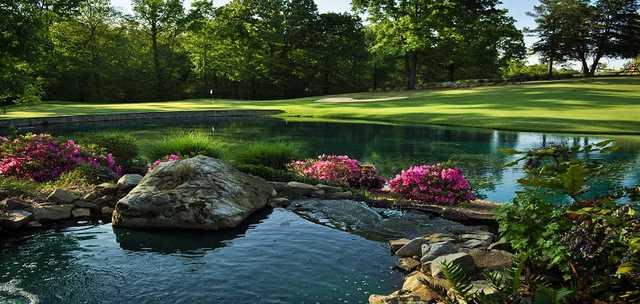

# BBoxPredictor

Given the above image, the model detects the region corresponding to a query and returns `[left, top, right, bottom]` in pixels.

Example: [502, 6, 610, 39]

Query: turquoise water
[39, 117, 640, 203]
[0, 209, 402, 304]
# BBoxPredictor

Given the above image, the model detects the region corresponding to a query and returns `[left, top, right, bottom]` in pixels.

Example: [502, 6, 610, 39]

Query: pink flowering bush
[149, 154, 182, 172]
[0, 134, 122, 182]
[388, 164, 475, 205]
[289, 155, 386, 190]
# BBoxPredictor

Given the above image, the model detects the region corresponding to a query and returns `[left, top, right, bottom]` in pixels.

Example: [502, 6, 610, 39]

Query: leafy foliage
[77, 132, 144, 174]
[144, 130, 224, 161]
[498, 139, 640, 302]
[231, 142, 301, 170]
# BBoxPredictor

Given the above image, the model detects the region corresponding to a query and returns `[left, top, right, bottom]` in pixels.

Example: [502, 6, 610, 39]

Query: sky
[110, 0, 626, 68]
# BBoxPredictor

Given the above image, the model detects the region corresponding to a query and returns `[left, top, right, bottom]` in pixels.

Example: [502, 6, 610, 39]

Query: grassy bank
[3, 77, 640, 135]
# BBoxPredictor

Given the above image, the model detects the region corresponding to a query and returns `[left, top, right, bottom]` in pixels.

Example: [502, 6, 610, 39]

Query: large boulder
[112, 156, 274, 230]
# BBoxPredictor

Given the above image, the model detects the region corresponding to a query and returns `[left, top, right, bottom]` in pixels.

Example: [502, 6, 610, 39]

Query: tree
[531, 0, 640, 77]
[353, 0, 446, 90]
[132, 0, 185, 96]
[0, 0, 85, 103]
[528, 0, 567, 79]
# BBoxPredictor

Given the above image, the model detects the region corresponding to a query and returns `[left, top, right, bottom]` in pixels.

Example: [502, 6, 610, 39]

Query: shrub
[232, 142, 300, 169]
[388, 164, 475, 204]
[289, 155, 385, 190]
[56, 164, 118, 187]
[78, 132, 143, 173]
[144, 130, 223, 161]
[234, 163, 323, 184]
[0, 134, 122, 182]
[0, 176, 40, 197]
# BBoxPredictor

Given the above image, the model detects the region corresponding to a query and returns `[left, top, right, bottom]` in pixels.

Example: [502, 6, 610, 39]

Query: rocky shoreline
[1, 157, 503, 304]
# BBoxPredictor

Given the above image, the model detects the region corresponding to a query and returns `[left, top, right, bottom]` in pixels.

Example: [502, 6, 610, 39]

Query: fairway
[3, 77, 640, 135]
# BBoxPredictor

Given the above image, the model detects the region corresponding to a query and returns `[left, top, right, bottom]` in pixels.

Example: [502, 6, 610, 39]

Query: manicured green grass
[3, 77, 640, 135]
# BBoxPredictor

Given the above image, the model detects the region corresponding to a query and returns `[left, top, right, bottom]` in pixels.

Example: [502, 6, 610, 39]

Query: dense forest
[1, 0, 638, 103]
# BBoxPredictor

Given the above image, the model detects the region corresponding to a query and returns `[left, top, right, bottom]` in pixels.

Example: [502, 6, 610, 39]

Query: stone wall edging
[0, 109, 284, 128]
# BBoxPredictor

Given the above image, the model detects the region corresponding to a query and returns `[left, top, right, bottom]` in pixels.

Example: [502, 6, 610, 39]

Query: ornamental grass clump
[289, 155, 386, 190]
[388, 164, 475, 204]
[0, 134, 122, 182]
[144, 130, 223, 161]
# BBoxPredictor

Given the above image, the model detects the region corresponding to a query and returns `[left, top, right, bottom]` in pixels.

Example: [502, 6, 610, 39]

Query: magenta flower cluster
[388, 164, 475, 204]
[289, 155, 386, 190]
[149, 154, 182, 171]
[0, 134, 122, 182]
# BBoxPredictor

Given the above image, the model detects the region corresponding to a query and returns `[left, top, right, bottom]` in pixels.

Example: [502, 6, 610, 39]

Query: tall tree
[0, 0, 85, 103]
[132, 0, 185, 96]
[353, 0, 446, 90]
[531, 0, 640, 77]
[528, 0, 567, 79]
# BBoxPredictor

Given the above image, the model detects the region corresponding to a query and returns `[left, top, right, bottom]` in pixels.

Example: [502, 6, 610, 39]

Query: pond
[0, 209, 402, 304]
[2, 117, 640, 303]
[31, 116, 640, 203]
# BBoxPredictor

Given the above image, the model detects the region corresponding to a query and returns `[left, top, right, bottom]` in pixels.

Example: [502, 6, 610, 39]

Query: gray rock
[117, 174, 143, 190]
[112, 156, 274, 230]
[369, 291, 429, 304]
[461, 239, 491, 249]
[389, 238, 411, 253]
[100, 206, 114, 216]
[269, 197, 290, 208]
[0, 210, 33, 229]
[47, 189, 79, 204]
[73, 200, 99, 210]
[488, 240, 512, 252]
[0, 197, 32, 211]
[311, 189, 326, 198]
[33, 204, 73, 221]
[82, 191, 102, 201]
[420, 241, 459, 263]
[460, 232, 494, 242]
[430, 252, 476, 278]
[471, 280, 498, 295]
[95, 195, 116, 207]
[96, 183, 118, 195]
[469, 249, 514, 271]
[316, 184, 343, 193]
[269, 182, 287, 192]
[396, 258, 421, 273]
[72, 208, 92, 218]
[289, 199, 487, 242]
[396, 238, 431, 257]
[327, 191, 353, 199]
[287, 181, 318, 191]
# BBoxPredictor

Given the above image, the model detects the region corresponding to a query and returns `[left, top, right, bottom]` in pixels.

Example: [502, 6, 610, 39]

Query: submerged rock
[112, 156, 274, 230]
[289, 199, 485, 241]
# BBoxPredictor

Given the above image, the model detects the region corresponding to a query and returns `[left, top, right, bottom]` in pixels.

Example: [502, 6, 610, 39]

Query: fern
[441, 260, 479, 302]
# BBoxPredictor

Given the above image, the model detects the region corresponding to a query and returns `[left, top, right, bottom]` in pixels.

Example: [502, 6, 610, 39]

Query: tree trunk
[589, 54, 603, 77]
[372, 63, 379, 91]
[580, 58, 591, 77]
[323, 70, 330, 95]
[151, 23, 161, 97]
[447, 64, 455, 82]
[547, 57, 554, 80]
[406, 52, 417, 90]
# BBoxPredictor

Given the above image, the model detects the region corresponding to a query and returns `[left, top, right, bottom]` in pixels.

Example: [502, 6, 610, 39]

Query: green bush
[145, 130, 224, 161]
[234, 163, 322, 184]
[77, 132, 144, 173]
[0, 177, 40, 197]
[231, 142, 301, 169]
[55, 164, 117, 187]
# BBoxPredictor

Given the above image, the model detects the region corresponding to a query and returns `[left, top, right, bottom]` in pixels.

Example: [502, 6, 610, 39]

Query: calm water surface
[39, 117, 640, 203]
[0, 209, 401, 304]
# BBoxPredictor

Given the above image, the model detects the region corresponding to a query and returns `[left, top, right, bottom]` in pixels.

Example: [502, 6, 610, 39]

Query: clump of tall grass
[231, 142, 301, 169]
[144, 130, 224, 161]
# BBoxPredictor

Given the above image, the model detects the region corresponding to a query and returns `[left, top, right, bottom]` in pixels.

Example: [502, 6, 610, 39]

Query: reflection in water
[0, 210, 402, 304]
[113, 209, 270, 254]
[12, 117, 640, 203]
